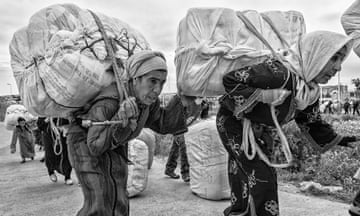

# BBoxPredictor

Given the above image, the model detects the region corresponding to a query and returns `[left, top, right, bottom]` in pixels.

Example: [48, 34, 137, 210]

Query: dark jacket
[219, 58, 342, 152]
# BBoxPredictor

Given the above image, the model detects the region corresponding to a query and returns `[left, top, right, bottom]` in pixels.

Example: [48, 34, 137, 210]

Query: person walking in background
[353, 100, 360, 115]
[325, 100, 334, 114]
[165, 134, 190, 182]
[165, 99, 210, 182]
[37, 117, 73, 185]
[10, 117, 35, 163]
[344, 98, 351, 114]
[200, 100, 210, 119]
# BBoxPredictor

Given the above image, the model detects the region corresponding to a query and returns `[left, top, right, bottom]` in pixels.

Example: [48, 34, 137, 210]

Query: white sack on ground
[136, 128, 156, 169]
[9, 3, 150, 117]
[127, 139, 149, 198]
[185, 117, 230, 200]
[175, 8, 306, 96]
[4, 104, 36, 131]
[341, 0, 360, 57]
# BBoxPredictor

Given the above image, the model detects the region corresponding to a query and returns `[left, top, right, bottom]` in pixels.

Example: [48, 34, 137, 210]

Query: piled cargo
[185, 117, 230, 200]
[127, 129, 156, 197]
[342, 0, 360, 57]
[127, 138, 149, 198]
[9, 3, 150, 117]
[136, 128, 156, 169]
[175, 8, 306, 96]
[4, 104, 36, 130]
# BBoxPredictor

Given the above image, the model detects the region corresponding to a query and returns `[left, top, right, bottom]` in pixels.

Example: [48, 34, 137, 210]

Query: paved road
[0, 123, 350, 216]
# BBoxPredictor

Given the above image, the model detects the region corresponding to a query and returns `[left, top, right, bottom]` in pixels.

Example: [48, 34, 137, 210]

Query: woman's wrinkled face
[313, 46, 348, 84]
[133, 70, 167, 105]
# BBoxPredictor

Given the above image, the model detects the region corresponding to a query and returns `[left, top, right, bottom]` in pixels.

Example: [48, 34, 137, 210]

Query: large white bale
[4, 104, 36, 131]
[137, 128, 156, 169]
[127, 139, 149, 198]
[341, 0, 360, 58]
[9, 3, 150, 117]
[175, 8, 306, 96]
[185, 117, 230, 200]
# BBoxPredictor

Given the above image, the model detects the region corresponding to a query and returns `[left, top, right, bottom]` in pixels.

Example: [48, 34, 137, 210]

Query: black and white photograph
[1, 0, 360, 215]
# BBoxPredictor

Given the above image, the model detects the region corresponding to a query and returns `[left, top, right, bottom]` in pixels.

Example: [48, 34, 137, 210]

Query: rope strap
[49, 118, 63, 156]
[88, 10, 128, 103]
[242, 106, 293, 168]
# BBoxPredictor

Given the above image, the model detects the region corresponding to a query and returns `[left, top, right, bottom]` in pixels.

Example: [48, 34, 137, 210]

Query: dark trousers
[354, 106, 360, 115]
[216, 108, 279, 216]
[43, 131, 72, 180]
[165, 134, 189, 177]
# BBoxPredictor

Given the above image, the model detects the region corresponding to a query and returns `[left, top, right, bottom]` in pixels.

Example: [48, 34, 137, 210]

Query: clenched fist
[117, 97, 139, 128]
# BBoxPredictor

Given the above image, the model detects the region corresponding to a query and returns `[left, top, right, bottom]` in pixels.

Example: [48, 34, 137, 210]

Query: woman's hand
[259, 89, 291, 106]
[117, 97, 138, 129]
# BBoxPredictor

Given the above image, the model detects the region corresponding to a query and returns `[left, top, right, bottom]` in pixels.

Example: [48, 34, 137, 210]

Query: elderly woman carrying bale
[67, 50, 195, 216]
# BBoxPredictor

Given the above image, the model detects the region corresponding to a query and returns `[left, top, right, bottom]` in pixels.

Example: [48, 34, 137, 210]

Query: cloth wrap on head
[282, 30, 353, 110]
[126, 50, 167, 80]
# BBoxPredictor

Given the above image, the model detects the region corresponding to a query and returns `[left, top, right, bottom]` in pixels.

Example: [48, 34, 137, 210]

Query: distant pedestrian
[325, 100, 334, 114]
[344, 99, 351, 114]
[353, 100, 360, 115]
[10, 117, 35, 163]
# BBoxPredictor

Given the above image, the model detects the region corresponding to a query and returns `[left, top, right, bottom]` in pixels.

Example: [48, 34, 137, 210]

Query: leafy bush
[278, 115, 360, 200]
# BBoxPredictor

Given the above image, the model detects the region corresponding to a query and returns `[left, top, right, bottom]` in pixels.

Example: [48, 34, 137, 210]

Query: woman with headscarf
[216, 31, 359, 216]
[10, 117, 35, 163]
[66, 50, 193, 216]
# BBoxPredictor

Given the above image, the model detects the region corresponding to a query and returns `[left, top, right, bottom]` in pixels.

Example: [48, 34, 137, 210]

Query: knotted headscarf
[282, 31, 352, 110]
[125, 50, 167, 80]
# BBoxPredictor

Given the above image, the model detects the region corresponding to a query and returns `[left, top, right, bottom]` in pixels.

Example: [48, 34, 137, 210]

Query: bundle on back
[9, 3, 150, 117]
[341, 0, 360, 58]
[4, 104, 36, 130]
[175, 8, 306, 96]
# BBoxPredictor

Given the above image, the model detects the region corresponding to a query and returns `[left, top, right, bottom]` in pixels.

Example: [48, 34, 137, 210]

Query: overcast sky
[0, 0, 359, 95]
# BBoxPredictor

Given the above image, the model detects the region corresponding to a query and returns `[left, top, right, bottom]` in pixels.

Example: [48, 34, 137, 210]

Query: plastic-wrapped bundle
[127, 139, 149, 198]
[9, 3, 150, 117]
[185, 117, 230, 200]
[175, 8, 306, 96]
[137, 128, 156, 169]
[341, 0, 360, 57]
[4, 104, 36, 131]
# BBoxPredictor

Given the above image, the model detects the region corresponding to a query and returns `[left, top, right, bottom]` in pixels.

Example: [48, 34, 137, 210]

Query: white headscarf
[282, 31, 352, 110]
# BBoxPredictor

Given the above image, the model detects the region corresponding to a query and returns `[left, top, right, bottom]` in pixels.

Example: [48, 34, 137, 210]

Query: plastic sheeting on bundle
[127, 139, 149, 198]
[185, 117, 230, 200]
[9, 3, 150, 117]
[4, 104, 36, 131]
[175, 8, 306, 96]
[136, 128, 156, 169]
[341, 0, 360, 57]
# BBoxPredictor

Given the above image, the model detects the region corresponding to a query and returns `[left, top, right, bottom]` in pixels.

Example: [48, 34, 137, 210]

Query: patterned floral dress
[216, 58, 343, 216]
